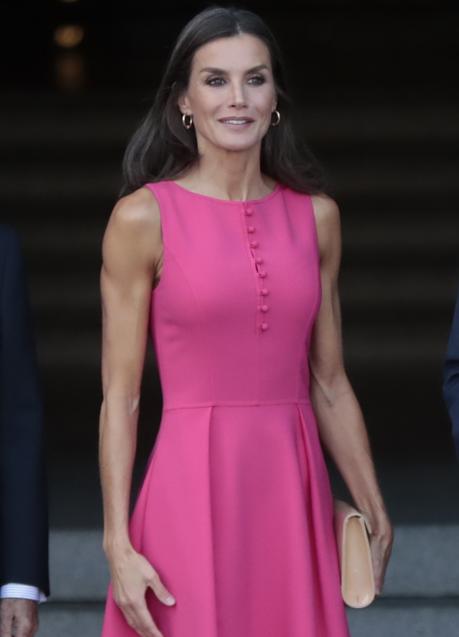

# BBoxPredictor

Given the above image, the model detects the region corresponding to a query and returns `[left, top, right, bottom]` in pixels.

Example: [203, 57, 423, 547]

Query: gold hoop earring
[271, 109, 280, 126]
[182, 113, 193, 129]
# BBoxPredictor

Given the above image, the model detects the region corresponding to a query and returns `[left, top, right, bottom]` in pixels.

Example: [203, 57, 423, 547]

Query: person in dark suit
[0, 226, 49, 637]
[443, 285, 459, 460]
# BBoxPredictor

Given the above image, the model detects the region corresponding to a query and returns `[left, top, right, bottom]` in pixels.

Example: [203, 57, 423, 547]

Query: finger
[147, 572, 176, 607]
[14, 616, 38, 637]
[0, 600, 14, 637]
[368, 542, 382, 595]
[7, 600, 38, 637]
[123, 600, 164, 637]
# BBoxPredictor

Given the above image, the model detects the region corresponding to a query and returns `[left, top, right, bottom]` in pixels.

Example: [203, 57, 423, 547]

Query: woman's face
[178, 33, 277, 154]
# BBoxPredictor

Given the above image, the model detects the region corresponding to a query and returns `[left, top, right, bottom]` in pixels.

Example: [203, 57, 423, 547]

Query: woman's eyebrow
[199, 64, 269, 74]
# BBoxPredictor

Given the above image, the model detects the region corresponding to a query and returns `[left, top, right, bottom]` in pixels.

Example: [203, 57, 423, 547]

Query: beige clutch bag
[333, 498, 376, 608]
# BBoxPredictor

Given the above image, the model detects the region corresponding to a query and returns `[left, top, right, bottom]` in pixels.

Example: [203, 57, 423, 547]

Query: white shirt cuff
[0, 584, 47, 603]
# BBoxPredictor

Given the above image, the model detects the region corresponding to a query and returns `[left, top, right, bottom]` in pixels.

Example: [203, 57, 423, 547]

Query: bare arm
[309, 193, 393, 593]
[99, 187, 174, 637]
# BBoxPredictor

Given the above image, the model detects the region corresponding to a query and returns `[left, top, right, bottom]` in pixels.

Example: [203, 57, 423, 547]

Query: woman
[99, 6, 393, 637]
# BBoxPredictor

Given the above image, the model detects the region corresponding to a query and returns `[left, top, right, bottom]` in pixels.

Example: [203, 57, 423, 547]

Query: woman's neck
[174, 161, 276, 202]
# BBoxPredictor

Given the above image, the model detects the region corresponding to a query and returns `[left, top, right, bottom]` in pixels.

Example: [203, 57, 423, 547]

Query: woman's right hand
[107, 544, 176, 637]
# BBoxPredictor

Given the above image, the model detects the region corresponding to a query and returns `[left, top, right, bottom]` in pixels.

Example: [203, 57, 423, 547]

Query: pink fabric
[101, 180, 351, 636]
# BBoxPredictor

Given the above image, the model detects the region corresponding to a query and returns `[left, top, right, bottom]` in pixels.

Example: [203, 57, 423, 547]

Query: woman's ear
[177, 92, 190, 114]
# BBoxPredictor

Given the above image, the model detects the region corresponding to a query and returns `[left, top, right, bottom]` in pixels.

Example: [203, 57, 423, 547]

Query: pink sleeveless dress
[100, 180, 351, 637]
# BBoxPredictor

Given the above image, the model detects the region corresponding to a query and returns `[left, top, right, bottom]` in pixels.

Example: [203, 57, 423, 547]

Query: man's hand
[0, 599, 38, 637]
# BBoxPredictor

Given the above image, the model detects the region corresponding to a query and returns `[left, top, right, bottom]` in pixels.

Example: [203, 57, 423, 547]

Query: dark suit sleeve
[443, 285, 459, 461]
[0, 228, 50, 595]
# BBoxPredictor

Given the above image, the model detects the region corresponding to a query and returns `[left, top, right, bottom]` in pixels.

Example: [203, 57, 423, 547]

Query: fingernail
[165, 595, 176, 605]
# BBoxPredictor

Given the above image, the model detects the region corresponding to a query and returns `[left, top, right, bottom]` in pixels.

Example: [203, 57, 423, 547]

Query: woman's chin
[213, 136, 262, 153]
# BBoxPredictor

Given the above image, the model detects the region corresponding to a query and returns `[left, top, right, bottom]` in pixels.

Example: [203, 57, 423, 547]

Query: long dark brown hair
[120, 4, 331, 197]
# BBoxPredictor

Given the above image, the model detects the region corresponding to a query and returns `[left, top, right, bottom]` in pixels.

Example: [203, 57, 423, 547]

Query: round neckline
[168, 179, 282, 205]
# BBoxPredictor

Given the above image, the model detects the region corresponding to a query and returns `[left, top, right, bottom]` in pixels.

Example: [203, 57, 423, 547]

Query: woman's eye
[206, 75, 266, 87]
[206, 77, 225, 86]
[249, 75, 266, 85]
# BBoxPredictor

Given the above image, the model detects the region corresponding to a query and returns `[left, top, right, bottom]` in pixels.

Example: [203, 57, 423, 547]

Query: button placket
[242, 203, 270, 334]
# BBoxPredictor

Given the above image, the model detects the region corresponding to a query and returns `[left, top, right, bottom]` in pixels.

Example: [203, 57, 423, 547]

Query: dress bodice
[144, 180, 321, 410]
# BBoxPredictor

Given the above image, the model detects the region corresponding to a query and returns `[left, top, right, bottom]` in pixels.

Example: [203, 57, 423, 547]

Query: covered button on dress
[100, 179, 351, 637]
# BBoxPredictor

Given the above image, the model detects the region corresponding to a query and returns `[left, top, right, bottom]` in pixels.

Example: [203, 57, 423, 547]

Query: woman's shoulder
[110, 186, 161, 229]
[103, 186, 162, 261]
[309, 192, 340, 228]
[282, 185, 340, 231]
[307, 192, 341, 261]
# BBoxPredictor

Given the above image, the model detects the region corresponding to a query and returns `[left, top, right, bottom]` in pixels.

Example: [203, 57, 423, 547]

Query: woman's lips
[219, 118, 254, 129]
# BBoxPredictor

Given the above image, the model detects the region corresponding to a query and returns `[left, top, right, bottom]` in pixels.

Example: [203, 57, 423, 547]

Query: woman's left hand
[366, 510, 394, 595]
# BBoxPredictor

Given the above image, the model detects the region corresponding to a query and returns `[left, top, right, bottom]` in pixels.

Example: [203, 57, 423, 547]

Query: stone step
[2, 92, 458, 149]
[35, 597, 459, 637]
[12, 211, 459, 257]
[45, 461, 459, 598]
[1, 156, 458, 202]
[49, 458, 459, 523]
[32, 321, 452, 371]
[37, 602, 103, 637]
[4, 191, 458, 226]
[23, 267, 459, 320]
[347, 597, 459, 637]
[45, 521, 459, 604]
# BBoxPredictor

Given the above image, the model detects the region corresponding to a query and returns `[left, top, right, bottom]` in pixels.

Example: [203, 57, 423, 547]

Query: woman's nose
[229, 82, 247, 107]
